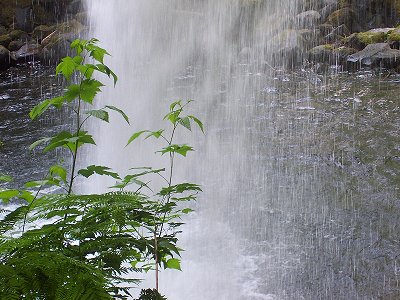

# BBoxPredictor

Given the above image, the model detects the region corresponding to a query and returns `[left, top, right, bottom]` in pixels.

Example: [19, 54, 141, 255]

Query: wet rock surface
[0, 0, 86, 70]
[265, 0, 400, 71]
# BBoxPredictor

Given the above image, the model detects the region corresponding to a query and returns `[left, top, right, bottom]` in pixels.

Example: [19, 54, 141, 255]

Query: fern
[0, 39, 202, 300]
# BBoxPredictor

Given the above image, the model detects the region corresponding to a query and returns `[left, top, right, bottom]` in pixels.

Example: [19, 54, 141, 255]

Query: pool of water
[0, 63, 68, 188]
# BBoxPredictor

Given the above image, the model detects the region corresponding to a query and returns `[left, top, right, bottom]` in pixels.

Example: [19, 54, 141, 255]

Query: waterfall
[84, 1, 324, 299]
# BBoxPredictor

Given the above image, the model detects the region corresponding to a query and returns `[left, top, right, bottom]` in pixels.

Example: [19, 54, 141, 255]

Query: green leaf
[29, 137, 51, 151]
[96, 64, 118, 86]
[85, 109, 109, 123]
[19, 191, 34, 203]
[50, 165, 67, 183]
[70, 39, 86, 55]
[105, 105, 129, 124]
[73, 55, 83, 65]
[43, 131, 95, 153]
[49, 96, 65, 109]
[166, 258, 181, 271]
[181, 208, 194, 214]
[78, 165, 120, 179]
[80, 79, 104, 104]
[126, 131, 148, 146]
[158, 144, 194, 157]
[163, 111, 181, 125]
[89, 46, 109, 64]
[64, 84, 80, 102]
[178, 117, 191, 131]
[0, 190, 19, 202]
[170, 101, 182, 111]
[77, 64, 96, 79]
[0, 174, 12, 182]
[29, 100, 50, 120]
[56, 56, 78, 80]
[30, 96, 66, 119]
[25, 179, 60, 188]
[145, 130, 164, 139]
[159, 183, 202, 196]
[188, 115, 204, 133]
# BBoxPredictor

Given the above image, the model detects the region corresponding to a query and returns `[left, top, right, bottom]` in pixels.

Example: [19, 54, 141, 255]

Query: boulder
[320, 3, 338, 22]
[318, 23, 334, 35]
[308, 44, 356, 63]
[0, 34, 11, 47]
[347, 43, 400, 68]
[0, 25, 7, 35]
[327, 7, 357, 30]
[343, 29, 389, 50]
[67, 0, 83, 15]
[388, 27, 400, 42]
[294, 10, 321, 29]
[38, 19, 86, 64]
[9, 29, 29, 40]
[0, 45, 15, 70]
[270, 30, 306, 67]
[308, 44, 335, 62]
[32, 25, 54, 41]
[8, 40, 25, 51]
[12, 42, 41, 61]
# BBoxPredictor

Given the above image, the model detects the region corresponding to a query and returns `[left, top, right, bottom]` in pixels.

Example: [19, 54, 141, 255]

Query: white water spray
[85, 1, 317, 299]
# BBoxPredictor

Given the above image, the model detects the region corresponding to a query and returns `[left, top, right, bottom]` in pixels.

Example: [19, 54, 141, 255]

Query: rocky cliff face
[269, 0, 400, 70]
[0, 0, 82, 31]
[0, 0, 85, 70]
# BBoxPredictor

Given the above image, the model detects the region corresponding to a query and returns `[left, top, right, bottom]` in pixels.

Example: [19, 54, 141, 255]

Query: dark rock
[343, 29, 389, 50]
[14, 6, 33, 31]
[12, 42, 41, 61]
[271, 30, 306, 67]
[294, 10, 321, 29]
[320, 3, 338, 22]
[32, 25, 54, 41]
[388, 27, 400, 42]
[9, 29, 29, 40]
[327, 7, 356, 29]
[308, 44, 356, 63]
[74, 12, 88, 25]
[347, 43, 400, 68]
[67, 0, 83, 15]
[0, 34, 12, 47]
[318, 23, 334, 35]
[38, 19, 86, 64]
[0, 25, 7, 35]
[8, 40, 25, 51]
[0, 45, 15, 70]
[308, 44, 335, 62]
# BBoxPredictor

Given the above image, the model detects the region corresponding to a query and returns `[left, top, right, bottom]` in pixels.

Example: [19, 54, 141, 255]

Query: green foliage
[0, 39, 203, 299]
[137, 289, 167, 300]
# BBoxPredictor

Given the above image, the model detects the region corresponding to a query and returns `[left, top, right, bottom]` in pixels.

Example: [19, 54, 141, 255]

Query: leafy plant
[0, 39, 203, 299]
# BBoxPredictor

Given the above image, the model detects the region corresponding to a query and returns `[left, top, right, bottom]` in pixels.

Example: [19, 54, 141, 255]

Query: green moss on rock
[356, 31, 386, 45]
[388, 28, 400, 41]
[0, 34, 11, 47]
[327, 8, 355, 27]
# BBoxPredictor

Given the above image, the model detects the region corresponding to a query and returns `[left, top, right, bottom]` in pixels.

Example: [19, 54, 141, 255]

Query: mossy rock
[0, 6, 15, 27]
[0, 25, 7, 35]
[9, 29, 28, 40]
[338, 0, 350, 8]
[8, 40, 24, 51]
[327, 7, 355, 27]
[343, 30, 388, 50]
[356, 31, 386, 45]
[32, 25, 53, 40]
[0, 34, 11, 47]
[308, 44, 335, 62]
[39, 19, 86, 64]
[388, 28, 400, 41]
